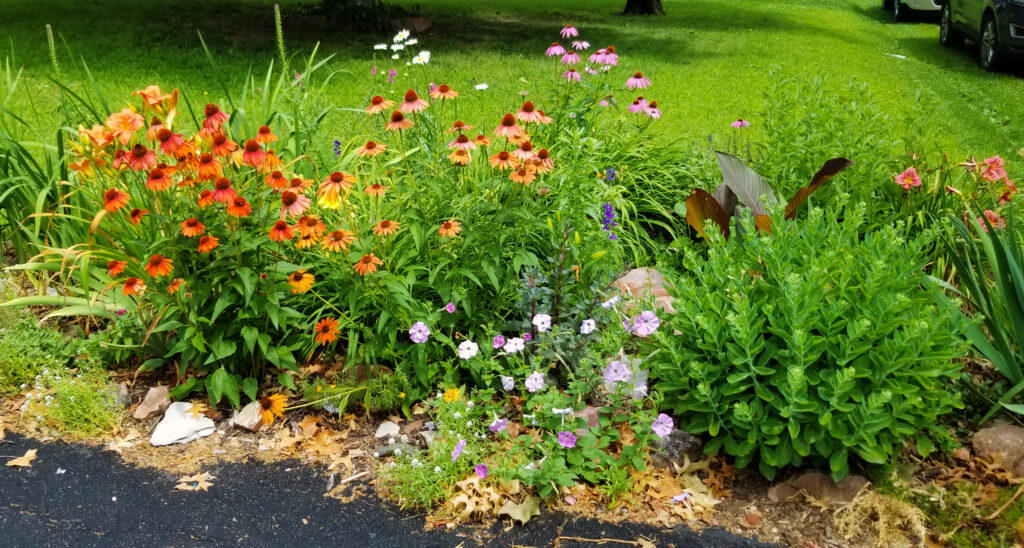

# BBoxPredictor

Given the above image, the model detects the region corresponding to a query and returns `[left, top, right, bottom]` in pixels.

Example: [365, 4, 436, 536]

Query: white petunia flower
[580, 319, 596, 335]
[458, 340, 479, 359]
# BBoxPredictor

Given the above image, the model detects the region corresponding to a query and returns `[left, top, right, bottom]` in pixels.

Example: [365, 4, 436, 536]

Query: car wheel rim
[894, 2, 900, 17]
[983, 22, 995, 63]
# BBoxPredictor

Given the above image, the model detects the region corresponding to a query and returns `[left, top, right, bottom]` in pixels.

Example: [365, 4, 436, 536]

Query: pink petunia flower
[651, 414, 673, 437]
[451, 438, 466, 462]
[493, 335, 506, 349]
[626, 71, 651, 90]
[895, 167, 922, 190]
[445, 302, 456, 313]
[546, 43, 566, 57]
[560, 25, 578, 38]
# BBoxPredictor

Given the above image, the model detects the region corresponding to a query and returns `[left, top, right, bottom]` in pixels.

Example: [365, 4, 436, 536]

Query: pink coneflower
[280, 190, 311, 217]
[429, 84, 459, 100]
[730, 118, 751, 128]
[572, 40, 589, 50]
[125, 144, 158, 171]
[895, 167, 922, 190]
[242, 139, 267, 168]
[546, 43, 566, 57]
[645, 100, 662, 119]
[626, 71, 651, 90]
[202, 104, 229, 132]
[512, 141, 535, 161]
[212, 177, 237, 203]
[534, 148, 553, 173]
[156, 128, 185, 156]
[447, 121, 474, 134]
[494, 114, 523, 138]
[448, 134, 477, 151]
[561, 51, 580, 65]
[978, 209, 1006, 232]
[535, 110, 553, 125]
[385, 111, 415, 131]
[562, 69, 581, 82]
[516, 101, 544, 123]
[356, 141, 387, 157]
[628, 97, 648, 114]
[588, 49, 606, 64]
[602, 45, 619, 65]
[560, 25, 578, 38]
[399, 90, 429, 113]
[981, 156, 1008, 182]
[366, 96, 395, 115]
[585, 66, 599, 76]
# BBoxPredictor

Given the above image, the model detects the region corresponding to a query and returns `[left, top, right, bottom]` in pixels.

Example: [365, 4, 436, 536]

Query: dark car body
[939, 0, 1024, 69]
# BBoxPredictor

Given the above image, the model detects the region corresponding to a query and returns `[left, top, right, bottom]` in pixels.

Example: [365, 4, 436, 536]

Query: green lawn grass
[2, 0, 1022, 166]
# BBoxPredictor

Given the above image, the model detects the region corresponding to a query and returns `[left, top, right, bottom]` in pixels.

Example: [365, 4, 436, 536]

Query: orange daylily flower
[180, 217, 206, 237]
[287, 270, 315, 293]
[353, 254, 383, 276]
[134, 85, 175, 112]
[198, 235, 220, 253]
[79, 123, 115, 149]
[144, 254, 173, 278]
[438, 219, 462, 238]
[105, 108, 144, 145]
[314, 317, 340, 346]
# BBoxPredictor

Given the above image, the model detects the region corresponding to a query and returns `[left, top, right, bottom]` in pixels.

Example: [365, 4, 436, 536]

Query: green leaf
[241, 377, 259, 402]
[240, 326, 258, 355]
[206, 366, 240, 408]
[168, 378, 198, 400]
[278, 373, 297, 391]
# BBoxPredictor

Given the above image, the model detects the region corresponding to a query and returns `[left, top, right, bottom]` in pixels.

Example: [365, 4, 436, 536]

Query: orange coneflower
[535, 110, 554, 125]
[259, 393, 287, 425]
[197, 153, 222, 180]
[146, 168, 173, 191]
[512, 141, 535, 161]
[122, 277, 146, 296]
[198, 235, 219, 253]
[210, 133, 237, 157]
[263, 149, 283, 173]
[105, 108, 144, 145]
[365, 183, 388, 197]
[372, 219, 401, 237]
[287, 270, 315, 293]
[280, 190, 310, 218]
[226, 196, 252, 218]
[322, 229, 355, 252]
[494, 113, 523, 139]
[447, 121, 474, 134]
[509, 131, 531, 147]
[256, 125, 278, 144]
[145, 254, 173, 278]
[180, 217, 206, 237]
[202, 103, 229, 133]
[295, 232, 320, 249]
[321, 171, 356, 196]
[366, 95, 395, 115]
[167, 278, 185, 294]
[314, 317, 340, 346]
[448, 134, 476, 151]
[198, 190, 215, 208]
[429, 84, 459, 100]
[156, 161, 178, 177]
[438, 219, 462, 238]
[145, 117, 164, 142]
[385, 111, 414, 131]
[489, 150, 517, 170]
[510, 167, 537, 185]
[399, 90, 429, 113]
[516, 101, 544, 123]
[265, 170, 289, 189]
[294, 215, 326, 238]
[353, 254, 383, 276]
[103, 188, 131, 212]
[269, 220, 295, 242]
[287, 177, 313, 193]
[448, 149, 471, 165]
[107, 259, 127, 277]
[356, 141, 386, 157]
[473, 134, 491, 146]
[156, 128, 185, 156]
[126, 144, 158, 172]
[242, 139, 267, 168]
[212, 177, 237, 203]
[535, 148, 554, 173]
[130, 208, 149, 225]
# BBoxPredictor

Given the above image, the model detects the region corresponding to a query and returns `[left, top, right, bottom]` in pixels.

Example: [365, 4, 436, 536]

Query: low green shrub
[647, 203, 967, 480]
[22, 363, 124, 439]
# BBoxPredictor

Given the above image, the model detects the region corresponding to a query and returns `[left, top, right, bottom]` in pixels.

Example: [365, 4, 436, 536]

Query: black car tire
[939, 3, 964, 47]
[883, 0, 894, 10]
[893, 1, 906, 22]
[979, 13, 1003, 71]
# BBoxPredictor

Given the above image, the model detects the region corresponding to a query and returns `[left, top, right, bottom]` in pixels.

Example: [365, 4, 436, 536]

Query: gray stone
[132, 386, 170, 420]
[230, 401, 263, 432]
[112, 383, 131, 407]
[374, 420, 400, 438]
[767, 471, 869, 505]
[150, 402, 216, 446]
[419, 430, 436, 449]
[650, 428, 704, 468]
[373, 443, 421, 458]
[973, 423, 1024, 477]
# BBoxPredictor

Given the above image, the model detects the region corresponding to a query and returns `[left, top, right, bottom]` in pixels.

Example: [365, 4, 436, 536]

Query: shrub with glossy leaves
[647, 204, 967, 480]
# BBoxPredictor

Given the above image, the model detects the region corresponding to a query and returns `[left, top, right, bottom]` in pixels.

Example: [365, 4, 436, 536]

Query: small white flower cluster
[375, 30, 428, 63]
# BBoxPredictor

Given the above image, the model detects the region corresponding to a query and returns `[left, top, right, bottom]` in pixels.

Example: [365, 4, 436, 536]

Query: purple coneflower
[561, 52, 580, 65]
[546, 42, 566, 57]
[560, 25, 578, 38]
[572, 40, 589, 50]
[626, 71, 651, 90]
[730, 118, 751, 128]
[561, 69, 581, 82]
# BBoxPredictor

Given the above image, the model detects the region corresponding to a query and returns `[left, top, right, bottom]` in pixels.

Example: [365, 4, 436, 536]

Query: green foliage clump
[0, 315, 99, 393]
[648, 204, 967, 480]
[24, 365, 124, 439]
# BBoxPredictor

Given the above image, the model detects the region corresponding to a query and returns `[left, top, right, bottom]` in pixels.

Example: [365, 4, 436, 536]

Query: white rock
[374, 420, 400, 438]
[230, 401, 263, 432]
[150, 402, 216, 446]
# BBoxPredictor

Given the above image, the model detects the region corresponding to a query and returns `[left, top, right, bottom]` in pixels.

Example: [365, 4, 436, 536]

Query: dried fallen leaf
[297, 415, 320, 438]
[0, 418, 6, 440]
[174, 471, 215, 491]
[6, 449, 37, 467]
[498, 496, 541, 525]
[187, 401, 209, 419]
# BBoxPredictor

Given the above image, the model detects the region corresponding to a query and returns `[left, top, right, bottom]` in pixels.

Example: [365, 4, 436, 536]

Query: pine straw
[834, 491, 928, 547]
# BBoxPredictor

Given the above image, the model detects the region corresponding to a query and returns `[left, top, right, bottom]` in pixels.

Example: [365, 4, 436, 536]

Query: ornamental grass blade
[784, 158, 854, 220]
[684, 188, 730, 240]
[714, 151, 777, 216]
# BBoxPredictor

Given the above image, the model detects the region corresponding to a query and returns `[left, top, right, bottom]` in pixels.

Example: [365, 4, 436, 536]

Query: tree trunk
[622, 0, 665, 15]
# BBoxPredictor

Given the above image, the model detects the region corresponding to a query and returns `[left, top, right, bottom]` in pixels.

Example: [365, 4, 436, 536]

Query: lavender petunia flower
[651, 414, 673, 438]
[504, 337, 525, 353]
[452, 438, 466, 462]
[457, 340, 479, 359]
[409, 322, 430, 343]
[532, 313, 552, 333]
[580, 319, 596, 335]
[604, 360, 632, 383]
[489, 417, 507, 433]
[501, 376, 515, 391]
[525, 371, 545, 393]
[557, 431, 577, 448]
[493, 335, 506, 349]
[475, 464, 488, 479]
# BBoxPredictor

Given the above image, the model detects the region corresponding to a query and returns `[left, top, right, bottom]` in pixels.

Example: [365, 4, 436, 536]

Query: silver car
[884, 0, 942, 21]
